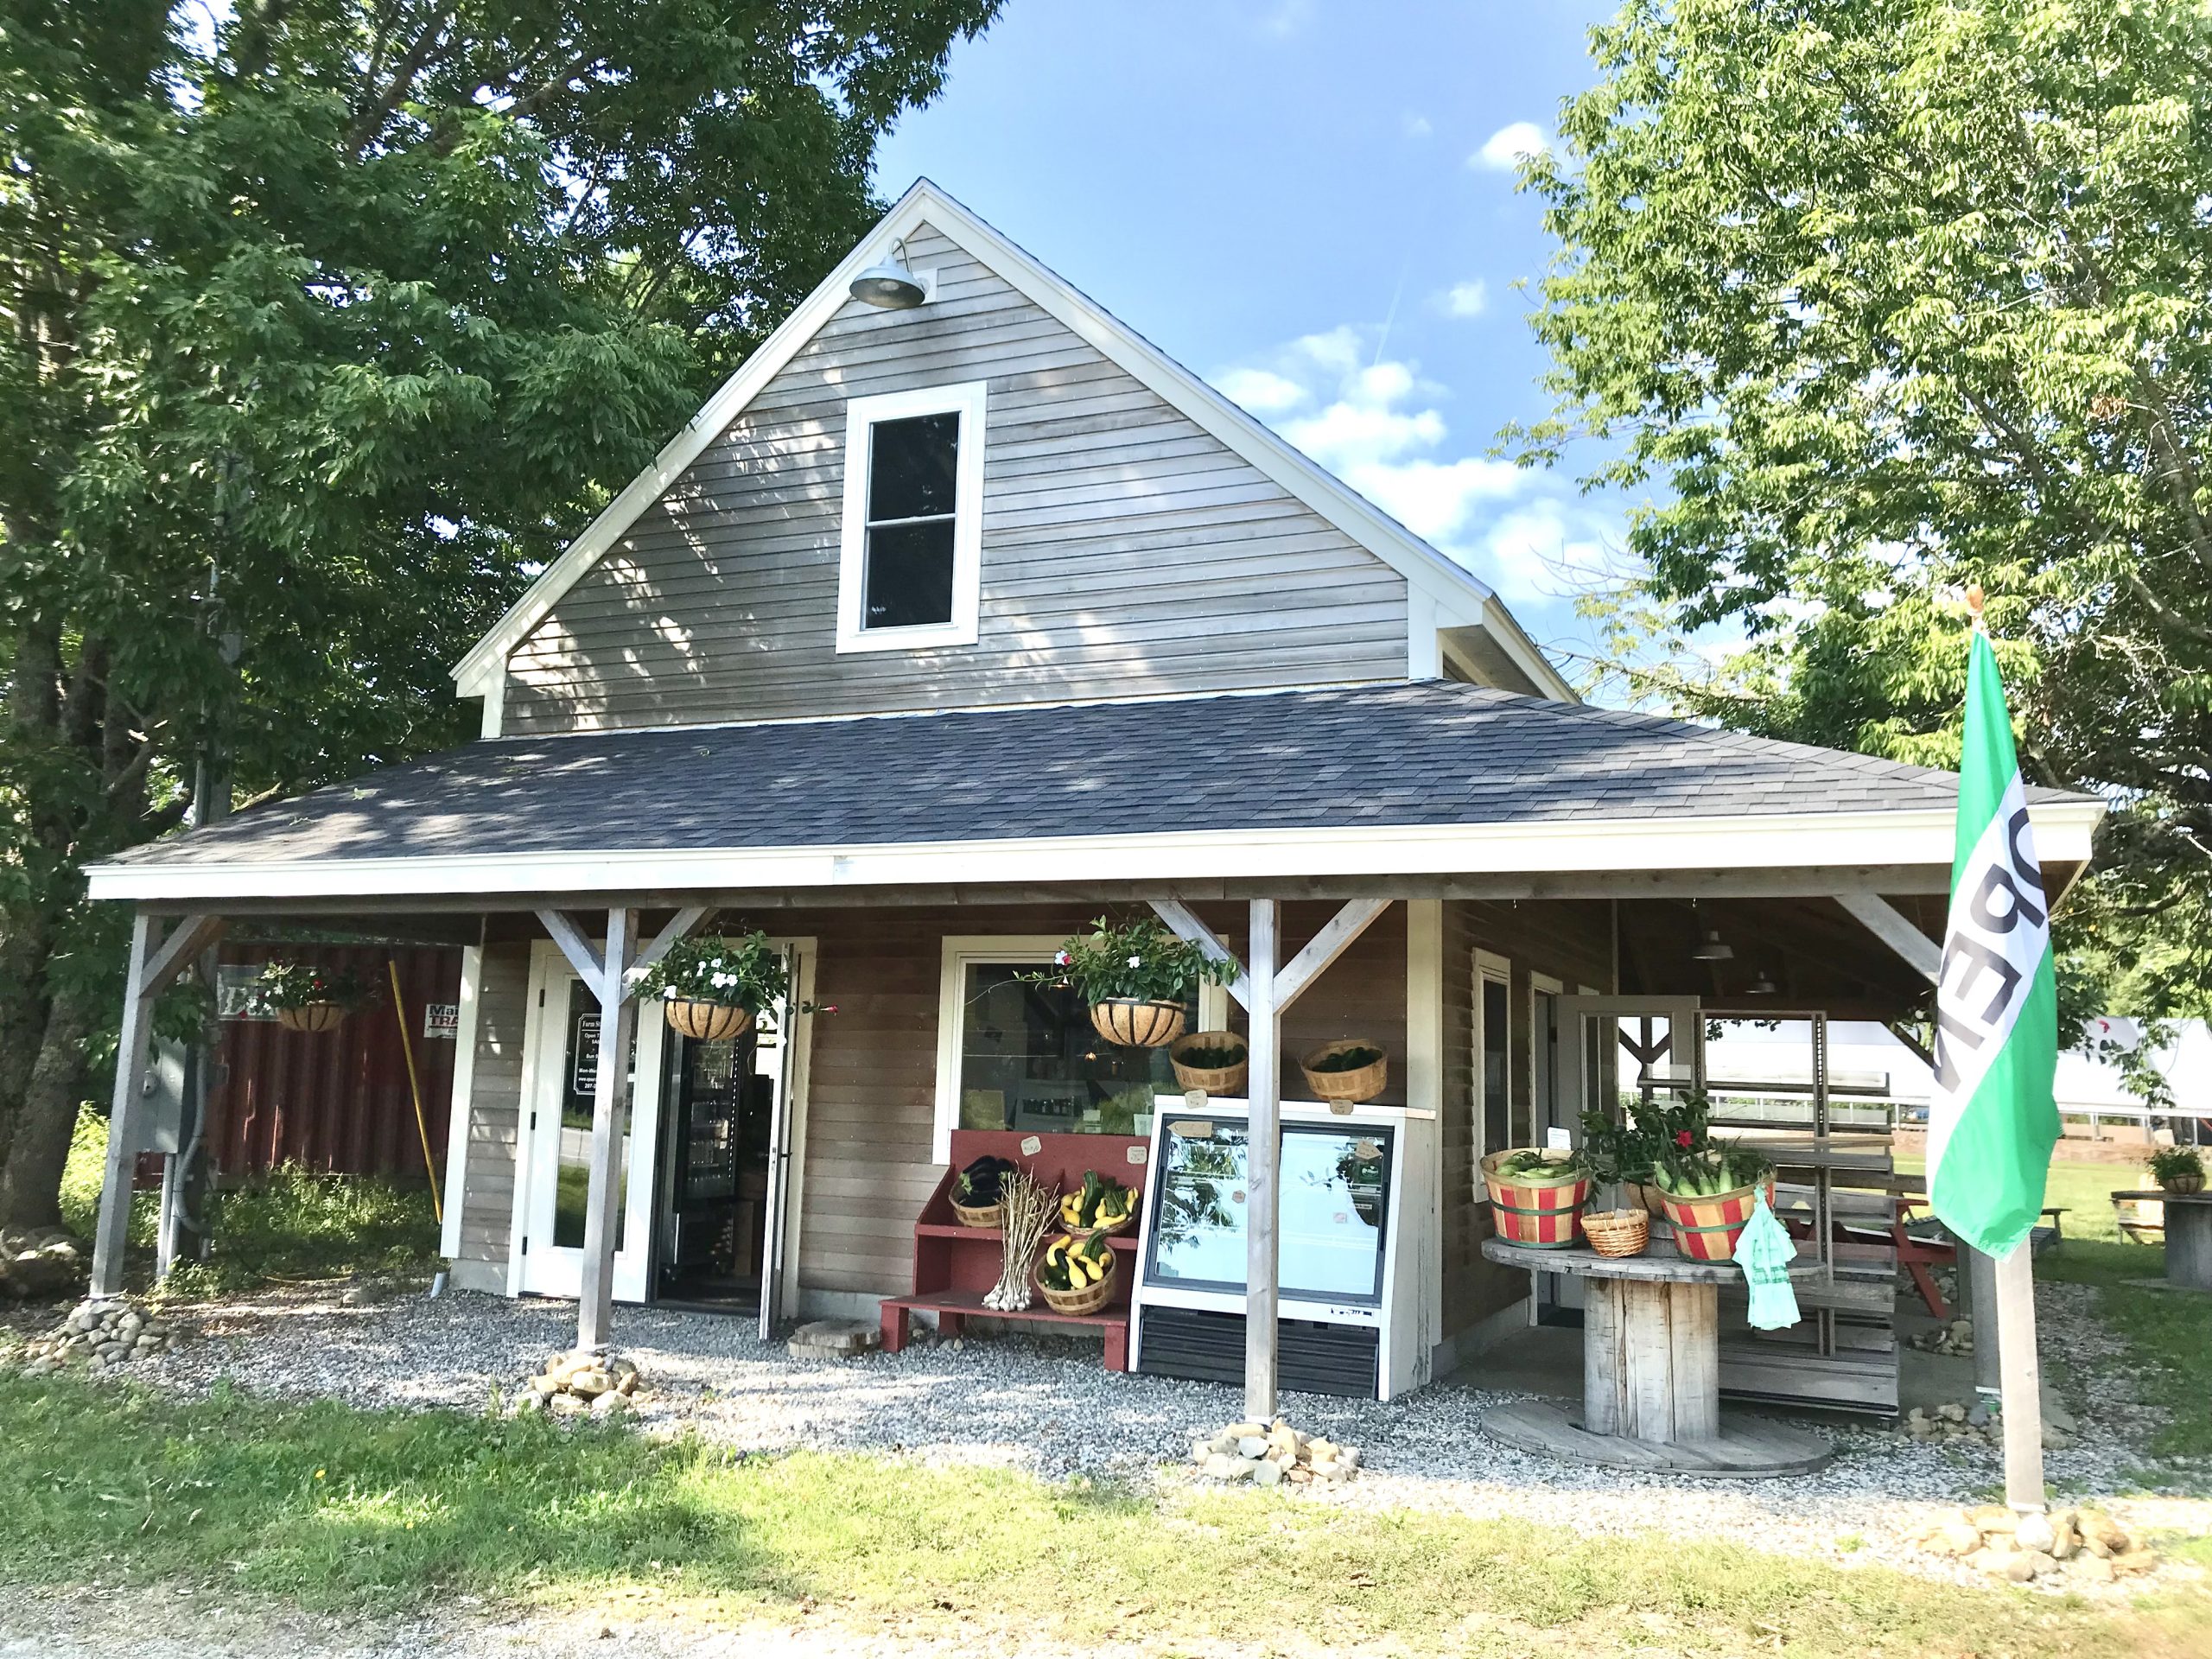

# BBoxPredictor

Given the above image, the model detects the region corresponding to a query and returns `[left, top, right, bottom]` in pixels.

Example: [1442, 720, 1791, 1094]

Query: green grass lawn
[0, 1373, 2204, 1657]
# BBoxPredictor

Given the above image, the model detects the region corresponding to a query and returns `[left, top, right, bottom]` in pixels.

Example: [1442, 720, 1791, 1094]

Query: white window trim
[836, 379, 987, 654]
[933, 934, 1230, 1163]
[1471, 948, 1513, 1182]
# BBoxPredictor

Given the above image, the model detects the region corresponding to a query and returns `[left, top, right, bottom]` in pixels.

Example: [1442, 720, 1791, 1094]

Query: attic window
[836, 381, 986, 652]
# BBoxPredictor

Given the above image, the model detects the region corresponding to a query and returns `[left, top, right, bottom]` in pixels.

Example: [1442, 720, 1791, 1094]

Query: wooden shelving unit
[878, 1128, 1149, 1370]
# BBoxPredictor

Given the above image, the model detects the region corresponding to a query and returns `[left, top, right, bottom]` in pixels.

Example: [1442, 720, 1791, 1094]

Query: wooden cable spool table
[2112, 1190, 2212, 1290]
[1479, 1236, 1834, 1478]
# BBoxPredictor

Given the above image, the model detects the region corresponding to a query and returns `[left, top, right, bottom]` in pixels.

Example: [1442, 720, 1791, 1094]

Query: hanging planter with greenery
[252, 961, 374, 1033]
[627, 930, 830, 1042]
[1027, 915, 1237, 1049]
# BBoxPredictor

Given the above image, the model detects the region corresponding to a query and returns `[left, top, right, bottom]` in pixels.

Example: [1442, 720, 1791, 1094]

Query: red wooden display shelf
[878, 1128, 1149, 1371]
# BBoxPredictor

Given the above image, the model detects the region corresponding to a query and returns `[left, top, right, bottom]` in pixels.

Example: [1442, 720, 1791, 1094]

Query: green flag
[1929, 631, 2061, 1258]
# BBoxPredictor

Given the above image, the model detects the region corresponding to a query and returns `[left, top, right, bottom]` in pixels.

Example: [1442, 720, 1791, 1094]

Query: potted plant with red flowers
[627, 929, 830, 1041]
[1027, 915, 1236, 1048]
[252, 960, 374, 1033]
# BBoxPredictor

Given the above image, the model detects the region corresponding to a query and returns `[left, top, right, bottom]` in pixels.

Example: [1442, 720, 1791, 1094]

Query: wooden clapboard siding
[456, 941, 530, 1268]
[502, 221, 1412, 734]
[784, 902, 1120, 1300]
[1441, 899, 1616, 1338]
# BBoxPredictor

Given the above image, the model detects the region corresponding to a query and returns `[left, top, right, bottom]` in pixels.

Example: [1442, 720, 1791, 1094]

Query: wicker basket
[275, 1003, 347, 1034]
[1169, 1031, 1249, 1096]
[1064, 1206, 1135, 1243]
[2161, 1173, 2207, 1196]
[664, 998, 755, 1043]
[950, 1198, 1003, 1230]
[1037, 1254, 1118, 1315]
[1090, 997, 1187, 1048]
[1582, 1208, 1650, 1258]
[1299, 1040, 1388, 1107]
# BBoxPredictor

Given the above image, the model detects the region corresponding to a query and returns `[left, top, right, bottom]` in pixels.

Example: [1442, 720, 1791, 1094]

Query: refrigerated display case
[1129, 1096, 1433, 1400]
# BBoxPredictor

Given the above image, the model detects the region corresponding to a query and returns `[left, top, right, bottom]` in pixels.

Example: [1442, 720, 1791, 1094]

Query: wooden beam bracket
[1835, 893, 1942, 985]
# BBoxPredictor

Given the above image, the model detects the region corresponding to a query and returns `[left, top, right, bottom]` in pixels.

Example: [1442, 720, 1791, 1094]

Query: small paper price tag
[1020, 1135, 1042, 1156]
[1126, 1145, 1147, 1166]
[1544, 1126, 1573, 1151]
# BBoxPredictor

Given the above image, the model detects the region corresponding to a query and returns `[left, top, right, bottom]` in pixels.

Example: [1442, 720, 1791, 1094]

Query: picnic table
[1478, 1236, 1833, 1478]
[2113, 1190, 2212, 1290]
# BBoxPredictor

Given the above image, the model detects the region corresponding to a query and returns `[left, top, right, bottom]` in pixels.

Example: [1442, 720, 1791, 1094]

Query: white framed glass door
[513, 941, 666, 1302]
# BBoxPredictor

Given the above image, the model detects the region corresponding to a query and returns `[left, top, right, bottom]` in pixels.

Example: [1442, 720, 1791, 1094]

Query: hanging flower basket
[664, 998, 754, 1042]
[1090, 997, 1186, 1048]
[1300, 1040, 1388, 1109]
[2152, 1147, 2205, 1196]
[1025, 916, 1235, 1050]
[1169, 1031, 1248, 1095]
[275, 1002, 349, 1034]
[253, 961, 373, 1033]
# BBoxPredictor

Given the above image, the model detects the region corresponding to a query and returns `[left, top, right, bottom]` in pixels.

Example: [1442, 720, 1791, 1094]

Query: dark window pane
[1482, 977, 1510, 1152]
[863, 518, 957, 628]
[868, 412, 959, 522]
[957, 963, 1182, 1135]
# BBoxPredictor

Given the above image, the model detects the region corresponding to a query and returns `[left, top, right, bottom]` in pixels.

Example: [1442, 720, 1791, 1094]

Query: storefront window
[957, 963, 1184, 1136]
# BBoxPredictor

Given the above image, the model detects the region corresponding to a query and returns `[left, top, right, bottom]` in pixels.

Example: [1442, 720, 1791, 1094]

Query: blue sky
[873, 0, 1627, 670]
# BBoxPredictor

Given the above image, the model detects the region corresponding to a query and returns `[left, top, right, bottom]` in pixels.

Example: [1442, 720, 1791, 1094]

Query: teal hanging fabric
[1733, 1191, 1802, 1331]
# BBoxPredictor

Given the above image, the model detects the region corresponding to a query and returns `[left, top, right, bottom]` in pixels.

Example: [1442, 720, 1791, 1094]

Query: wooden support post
[1967, 1245, 2002, 1395]
[92, 912, 226, 1298]
[1994, 1242, 2046, 1512]
[1243, 899, 1281, 1422]
[576, 907, 638, 1352]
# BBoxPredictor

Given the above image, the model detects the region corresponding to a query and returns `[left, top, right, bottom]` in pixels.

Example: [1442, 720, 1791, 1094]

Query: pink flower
[1675, 1130, 1694, 1148]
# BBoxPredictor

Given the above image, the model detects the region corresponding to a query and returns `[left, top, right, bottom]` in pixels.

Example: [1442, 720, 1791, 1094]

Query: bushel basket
[1658, 1180, 1772, 1262]
[1169, 1031, 1249, 1096]
[1482, 1149, 1590, 1249]
[1038, 1255, 1117, 1315]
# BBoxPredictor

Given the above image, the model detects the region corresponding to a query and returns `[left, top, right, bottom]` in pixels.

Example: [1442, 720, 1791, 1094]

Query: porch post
[92, 910, 226, 1298]
[577, 907, 638, 1351]
[1243, 899, 1281, 1422]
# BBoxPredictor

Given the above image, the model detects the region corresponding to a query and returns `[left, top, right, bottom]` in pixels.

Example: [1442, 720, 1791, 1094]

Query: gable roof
[88, 681, 2100, 904]
[450, 180, 1574, 704]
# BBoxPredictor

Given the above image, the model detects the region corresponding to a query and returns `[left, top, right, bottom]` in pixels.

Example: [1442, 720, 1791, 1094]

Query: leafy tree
[1518, 0, 2212, 1050]
[0, 0, 998, 1228]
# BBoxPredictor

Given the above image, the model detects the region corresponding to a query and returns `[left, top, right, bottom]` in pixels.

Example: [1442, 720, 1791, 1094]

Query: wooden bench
[880, 1290, 1130, 1370]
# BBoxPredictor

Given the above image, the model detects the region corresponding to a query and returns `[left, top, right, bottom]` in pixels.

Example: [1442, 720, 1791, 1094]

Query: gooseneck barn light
[849, 238, 927, 308]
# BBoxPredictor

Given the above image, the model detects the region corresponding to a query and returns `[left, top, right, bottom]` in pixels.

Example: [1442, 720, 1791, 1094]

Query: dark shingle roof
[106, 682, 2078, 870]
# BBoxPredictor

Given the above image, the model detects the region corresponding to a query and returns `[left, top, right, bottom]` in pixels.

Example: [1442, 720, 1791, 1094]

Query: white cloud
[1473, 120, 1547, 172]
[1402, 112, 1433, 139]
[1211, 327, 1632, 641]
[1441, 280, 1488, 318]
[1212, 367, 1308, 416]
[1477, 499, 1624, 607]
[1217, 327, 1519, 547]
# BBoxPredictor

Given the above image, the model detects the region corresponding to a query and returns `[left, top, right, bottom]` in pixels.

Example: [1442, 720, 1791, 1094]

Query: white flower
[663, 987, 678, 1000]
[1128, 954, 1142, 968]
[1054, 950, 1071, 966]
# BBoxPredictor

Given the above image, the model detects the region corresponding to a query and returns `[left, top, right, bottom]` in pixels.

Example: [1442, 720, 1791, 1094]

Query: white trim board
[835, 379, 988, 653]
[446, 179, 1575, 705]
[86, 800, 2106, 904]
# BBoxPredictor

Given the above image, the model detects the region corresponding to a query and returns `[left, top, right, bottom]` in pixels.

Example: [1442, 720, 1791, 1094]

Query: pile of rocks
[1909, 1504, 2158, 1585]
[1191, 1418, 1361, 1487]
[515, 1349, 647, 1418]
[0, 1227, 89, 1303]
[1898, 1398, 2074, 1450]
[15, 1298, 177, 1374]
[1909, 1317, 1976, 1357]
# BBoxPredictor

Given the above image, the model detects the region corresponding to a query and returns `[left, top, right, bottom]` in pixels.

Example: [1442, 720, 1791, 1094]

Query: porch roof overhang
[86, 682, 2103, 912]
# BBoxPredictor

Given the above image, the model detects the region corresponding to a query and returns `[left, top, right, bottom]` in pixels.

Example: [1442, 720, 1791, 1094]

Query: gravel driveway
[14, 1277, 2209, 1592]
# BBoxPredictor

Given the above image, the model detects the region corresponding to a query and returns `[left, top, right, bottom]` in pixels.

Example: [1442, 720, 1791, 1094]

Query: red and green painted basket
[1481, 1150, 1591, 1249]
